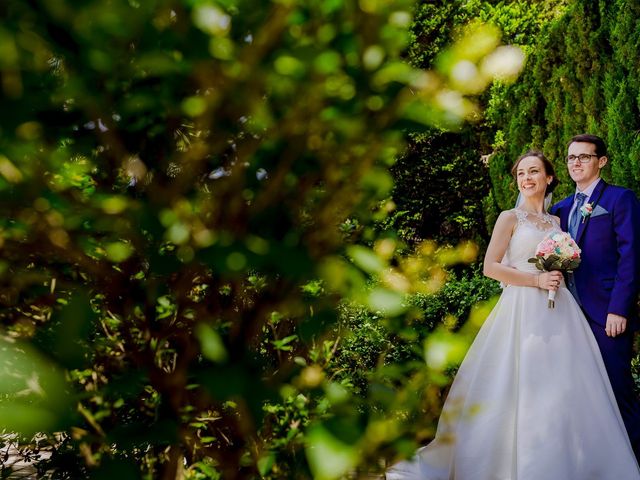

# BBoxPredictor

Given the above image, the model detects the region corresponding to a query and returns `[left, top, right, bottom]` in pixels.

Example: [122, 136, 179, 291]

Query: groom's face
[567, 141, 606, 189]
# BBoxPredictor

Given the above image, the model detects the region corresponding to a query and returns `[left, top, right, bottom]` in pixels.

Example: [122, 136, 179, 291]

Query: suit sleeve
[608, 189, 640, 319]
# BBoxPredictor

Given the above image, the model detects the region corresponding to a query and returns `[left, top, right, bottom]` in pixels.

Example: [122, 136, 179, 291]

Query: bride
[387, 151, 640, 479]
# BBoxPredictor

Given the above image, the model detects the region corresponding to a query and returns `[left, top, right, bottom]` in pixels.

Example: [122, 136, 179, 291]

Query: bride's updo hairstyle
[510, 150, 559, 194]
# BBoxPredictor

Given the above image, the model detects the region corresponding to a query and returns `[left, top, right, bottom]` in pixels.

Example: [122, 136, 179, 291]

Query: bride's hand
[537, 271, 563, 291]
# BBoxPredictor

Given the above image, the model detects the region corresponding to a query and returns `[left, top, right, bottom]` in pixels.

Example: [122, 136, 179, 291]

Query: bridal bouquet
[528, 232, 581, 308]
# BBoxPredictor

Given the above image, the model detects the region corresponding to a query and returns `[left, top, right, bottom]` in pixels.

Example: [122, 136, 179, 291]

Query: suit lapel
[576, 180, 608, 245]
[560, 199, 571, 231]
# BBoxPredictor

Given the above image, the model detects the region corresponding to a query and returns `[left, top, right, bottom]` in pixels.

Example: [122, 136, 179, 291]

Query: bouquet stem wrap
[548, 290, 556, 308]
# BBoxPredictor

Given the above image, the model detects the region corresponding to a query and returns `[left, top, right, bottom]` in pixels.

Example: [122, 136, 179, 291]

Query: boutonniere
[580, 202, 594, 223]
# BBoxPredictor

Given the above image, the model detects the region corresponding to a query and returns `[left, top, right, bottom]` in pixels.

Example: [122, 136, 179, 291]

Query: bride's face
[516, 156, 552, 198]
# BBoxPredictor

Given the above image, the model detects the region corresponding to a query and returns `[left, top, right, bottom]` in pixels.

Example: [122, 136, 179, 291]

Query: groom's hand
[605, 313, 627, 337]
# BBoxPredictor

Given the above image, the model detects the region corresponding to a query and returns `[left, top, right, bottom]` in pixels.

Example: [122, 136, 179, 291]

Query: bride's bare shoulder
[497, 209, 519, 223]
[493, 209, 518, 231]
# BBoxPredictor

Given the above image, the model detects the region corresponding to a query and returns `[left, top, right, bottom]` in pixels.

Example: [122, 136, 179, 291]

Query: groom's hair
[568, 133, 607, 158]
[511, 150, 559, 194]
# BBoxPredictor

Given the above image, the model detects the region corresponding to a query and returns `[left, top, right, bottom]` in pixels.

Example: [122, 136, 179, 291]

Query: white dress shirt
[568, 177, 601, 223]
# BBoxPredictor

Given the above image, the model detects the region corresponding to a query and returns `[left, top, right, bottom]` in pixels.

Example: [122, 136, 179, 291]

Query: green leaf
[272, 335, 298, 351]
[346, 245, 385, 274]
[306, 425, 359, 480]
[424, 328, 470, 372]
[0, 404, 59, 436]
[367, 288, 406, 315]
[0, 339, 72, 435]
[314, 51, 342, 75]
[257, 452, 275, 476]
[100, 195, 129, 214]
[105, 241, 134, 262]
[195, 324, 228, 363]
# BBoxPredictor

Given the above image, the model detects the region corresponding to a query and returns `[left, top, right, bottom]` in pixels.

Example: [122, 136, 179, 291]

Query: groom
[550, 133, 640, 456]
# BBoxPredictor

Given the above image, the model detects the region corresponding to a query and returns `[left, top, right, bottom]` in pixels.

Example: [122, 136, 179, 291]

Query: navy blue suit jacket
[550, 180, 640, 327]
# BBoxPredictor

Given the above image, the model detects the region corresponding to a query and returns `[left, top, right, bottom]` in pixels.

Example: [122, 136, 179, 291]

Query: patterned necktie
[569, 192, 587, 238]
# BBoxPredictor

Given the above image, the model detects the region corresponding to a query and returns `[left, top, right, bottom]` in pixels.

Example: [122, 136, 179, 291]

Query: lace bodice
[501, 209, 561, 273]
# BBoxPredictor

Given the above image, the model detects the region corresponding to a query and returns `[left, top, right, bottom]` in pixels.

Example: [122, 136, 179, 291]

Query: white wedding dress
[387, 209, 640, 480]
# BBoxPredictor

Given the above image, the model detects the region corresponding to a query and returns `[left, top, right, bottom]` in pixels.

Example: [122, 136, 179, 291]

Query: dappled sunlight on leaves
[0, 0, 525, 477]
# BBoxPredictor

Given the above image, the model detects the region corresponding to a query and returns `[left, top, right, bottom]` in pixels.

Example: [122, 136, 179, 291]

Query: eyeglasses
[566, 154, 598, 164]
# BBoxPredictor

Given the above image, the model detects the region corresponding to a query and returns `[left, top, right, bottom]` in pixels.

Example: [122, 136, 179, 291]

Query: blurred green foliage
[387, 0, 567, 245]
[0, 0, 522, 478]
[385, 129, 492, 245]
[487, 0, 640, 210]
